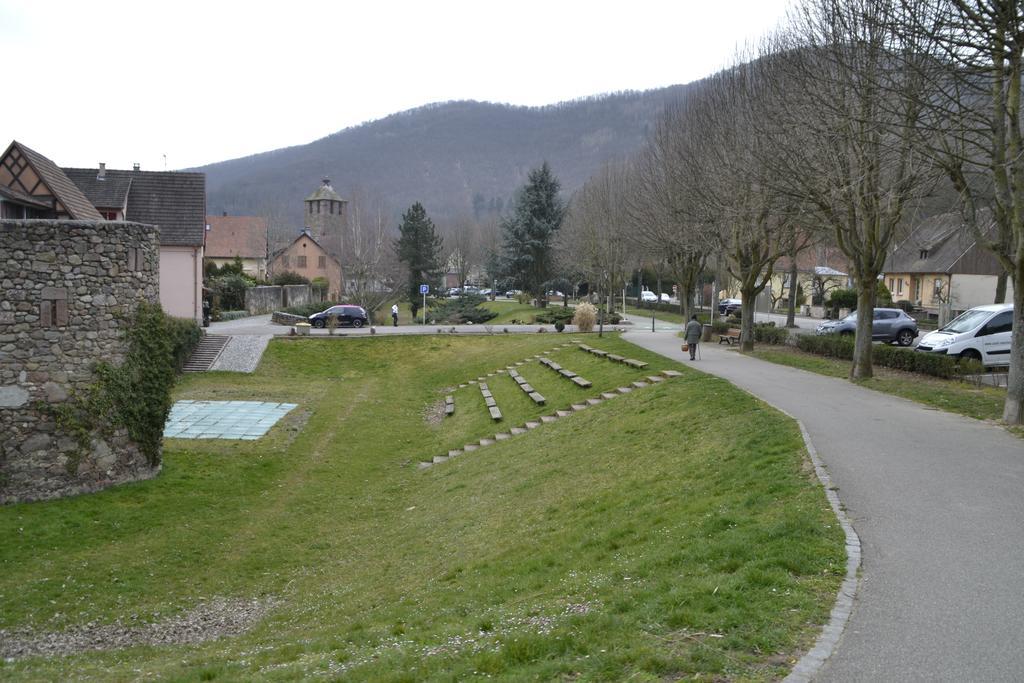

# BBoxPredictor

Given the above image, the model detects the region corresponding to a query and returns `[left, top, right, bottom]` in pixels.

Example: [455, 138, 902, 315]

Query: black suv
[309, 305, 369, 328]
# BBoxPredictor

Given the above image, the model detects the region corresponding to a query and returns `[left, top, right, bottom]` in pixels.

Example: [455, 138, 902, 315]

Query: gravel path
[0, 597, 277, 660]
[210, 335, 272, 373]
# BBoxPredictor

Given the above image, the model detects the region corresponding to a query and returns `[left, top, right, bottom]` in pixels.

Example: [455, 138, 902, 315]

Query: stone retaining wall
[0, 220, 161, 503]
[245, 285, 312, 314]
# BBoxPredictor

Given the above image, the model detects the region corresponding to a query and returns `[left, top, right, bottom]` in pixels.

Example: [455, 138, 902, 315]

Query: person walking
[684, 314, 702, 360]
[391, 303, 399, 327]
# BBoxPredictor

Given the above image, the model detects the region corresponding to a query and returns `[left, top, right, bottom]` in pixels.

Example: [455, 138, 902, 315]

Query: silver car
[815, 308, 919, 346]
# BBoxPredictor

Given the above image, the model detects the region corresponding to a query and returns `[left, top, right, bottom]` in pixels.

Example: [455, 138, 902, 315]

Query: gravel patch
[0, 596, 277, 660]
[210, 335, 272, 373]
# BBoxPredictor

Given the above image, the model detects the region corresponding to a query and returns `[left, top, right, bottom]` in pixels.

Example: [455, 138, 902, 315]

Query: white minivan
[916, 303, 1014, 366]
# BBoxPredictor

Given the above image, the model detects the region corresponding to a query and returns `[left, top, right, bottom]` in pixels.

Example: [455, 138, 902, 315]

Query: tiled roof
[11, 141, 103, 220]
[81, 168, 207, 246]
[204, 215, 268, 258]
[63, 167, 133, 210]
[885, 209, 994, 274]
[305, 178, 344, 202]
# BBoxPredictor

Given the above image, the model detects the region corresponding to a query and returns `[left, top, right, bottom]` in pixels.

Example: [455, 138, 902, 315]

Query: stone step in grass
[571, 376, 593, 388]
[558, 369, 577, 378]
[607, 354, 625, 363]
[445, 395, 455, 416]
[422, 367, 687, 471]
[623, 359, 649, 369]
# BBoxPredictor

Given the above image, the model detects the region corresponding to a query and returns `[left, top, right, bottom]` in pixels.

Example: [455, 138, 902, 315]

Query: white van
[916, 303, 1014, 366]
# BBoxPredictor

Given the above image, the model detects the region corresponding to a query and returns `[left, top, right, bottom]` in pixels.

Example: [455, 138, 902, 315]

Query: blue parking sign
[419, 284, 429, 295]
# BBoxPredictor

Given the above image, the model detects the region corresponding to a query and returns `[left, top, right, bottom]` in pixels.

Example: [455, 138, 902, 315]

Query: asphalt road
[623, 329, 1024, 682]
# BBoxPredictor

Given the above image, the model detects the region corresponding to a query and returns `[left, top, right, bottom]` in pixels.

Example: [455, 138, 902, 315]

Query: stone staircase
[183, 335, 229, 372]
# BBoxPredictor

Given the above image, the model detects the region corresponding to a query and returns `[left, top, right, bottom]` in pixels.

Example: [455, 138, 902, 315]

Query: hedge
[795, 334, 982, 379]
[753, 323, 789, 345]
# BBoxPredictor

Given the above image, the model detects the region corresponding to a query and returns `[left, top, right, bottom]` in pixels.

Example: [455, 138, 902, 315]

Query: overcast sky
[2, 0, 792, 171]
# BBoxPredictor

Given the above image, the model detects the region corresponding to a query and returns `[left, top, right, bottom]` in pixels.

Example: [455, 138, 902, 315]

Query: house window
[897, 278, 904, 295]
[297, 255, 307, 268]
[318, 255, 326, 269]
[40, 287, 68, 328]
[280, 255, 289, 267]
[888, 278, 894, 291]
[919, 249, 929, 260]
[309, 203, 313, 214]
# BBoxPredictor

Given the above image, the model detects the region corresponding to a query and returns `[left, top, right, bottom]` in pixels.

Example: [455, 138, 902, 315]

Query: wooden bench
[718, 328, 742, 345]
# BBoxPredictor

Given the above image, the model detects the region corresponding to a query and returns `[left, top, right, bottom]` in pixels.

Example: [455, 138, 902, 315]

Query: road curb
[783, 416, 862, 682]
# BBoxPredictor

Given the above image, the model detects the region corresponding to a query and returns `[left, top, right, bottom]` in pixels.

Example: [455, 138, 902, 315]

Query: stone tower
[304, 177, 347, 258]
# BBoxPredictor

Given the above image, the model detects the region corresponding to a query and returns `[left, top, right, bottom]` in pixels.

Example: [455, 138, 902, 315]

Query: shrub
[753, 323, 789, 345]
[282, 301, 342, 317]
[876, 281, 893, 306]
[796, 333, 856, 359]
[554, 321, 565, 332]
[711, 320, 731, 334]
[828, 288, 859, 310]
[796, 333, 984, 379]
[896, 300, 916, 312]
[533, 307, 575, 324]
[208, 273, 251, 311]
[573, 302, 597, 332]
[165, 314, 204, 371]
[272, 271, 310, 286]
[428, 294, 497, 324]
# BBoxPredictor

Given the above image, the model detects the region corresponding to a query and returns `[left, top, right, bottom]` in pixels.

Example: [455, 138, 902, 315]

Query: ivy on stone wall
[45, 303, 202, 469]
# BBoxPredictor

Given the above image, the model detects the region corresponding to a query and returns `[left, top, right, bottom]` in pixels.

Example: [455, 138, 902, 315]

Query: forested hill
[194, 85, 691, 229]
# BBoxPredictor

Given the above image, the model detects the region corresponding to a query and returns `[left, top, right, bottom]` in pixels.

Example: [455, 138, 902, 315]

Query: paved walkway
[623, 329, 1024, 682]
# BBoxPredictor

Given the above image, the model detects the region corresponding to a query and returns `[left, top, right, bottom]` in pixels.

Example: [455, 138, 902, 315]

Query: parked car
[640, 290, 658, 303]
[815, 308, 918, 346]
[309, 304, 369, 328]
[718, 298, 742, 315]
[659, 293, 671, 303]
[505, 289, 523, 298]
[916, 303, 1014, 366]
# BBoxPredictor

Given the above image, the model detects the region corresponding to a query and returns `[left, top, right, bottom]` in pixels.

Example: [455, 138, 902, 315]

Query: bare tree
[627, 112, 711, 321]
[679, 64, 793, 351]
[560, 162, 634, 330]
[767, 0, 937, 377]
[344, 189, 401, 322]
[894, 0, 1024, 423]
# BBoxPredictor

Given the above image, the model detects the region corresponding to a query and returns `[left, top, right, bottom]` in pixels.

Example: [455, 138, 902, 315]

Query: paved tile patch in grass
[163, 400, 297, 439]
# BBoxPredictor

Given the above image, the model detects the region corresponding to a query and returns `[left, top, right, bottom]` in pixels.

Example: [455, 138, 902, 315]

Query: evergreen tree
[501, 162, 565, 307]
[394, 202, 444, 318]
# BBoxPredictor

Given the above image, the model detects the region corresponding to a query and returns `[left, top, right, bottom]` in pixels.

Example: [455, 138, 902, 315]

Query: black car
[309, 305, 369, 328]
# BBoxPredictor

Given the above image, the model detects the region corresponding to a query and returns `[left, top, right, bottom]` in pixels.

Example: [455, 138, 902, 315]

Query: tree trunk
[995, 271, 1008, 304]
[740, 285, 757, 352]
[850, 284, 877, 380]
[786, 261, 798, 328]
[1002, 267, 1023, 424]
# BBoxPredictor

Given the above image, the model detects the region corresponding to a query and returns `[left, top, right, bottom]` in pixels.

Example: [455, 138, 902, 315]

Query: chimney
[322, 176, 330, 187]
[133, 163, 140, 171]
[97, 162, 106, 180]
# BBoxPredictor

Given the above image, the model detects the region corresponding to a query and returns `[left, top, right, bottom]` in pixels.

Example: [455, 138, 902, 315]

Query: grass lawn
[749, 345, 1015, 429]
[0, 335, 844, 681]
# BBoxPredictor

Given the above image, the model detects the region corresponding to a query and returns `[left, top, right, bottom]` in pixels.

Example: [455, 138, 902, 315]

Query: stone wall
[0, 220, 162, 503]
[245, 284, 312, 314]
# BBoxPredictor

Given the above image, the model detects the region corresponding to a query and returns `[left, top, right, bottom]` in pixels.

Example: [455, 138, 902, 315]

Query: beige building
[883, 210, 1013, 315]
[204, 214, 269, 278]
[269, 231, 342, 299]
